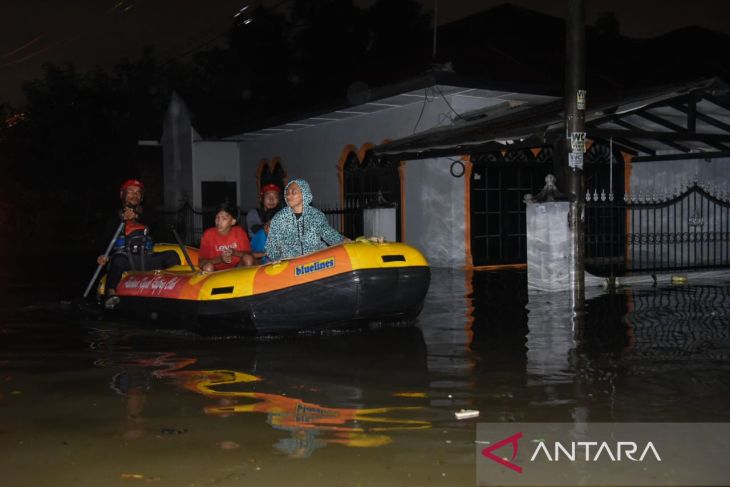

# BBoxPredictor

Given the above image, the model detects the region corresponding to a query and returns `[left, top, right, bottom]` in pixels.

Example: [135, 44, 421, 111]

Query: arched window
[343, 150, 400, 206]
[341, 147, 402, 239]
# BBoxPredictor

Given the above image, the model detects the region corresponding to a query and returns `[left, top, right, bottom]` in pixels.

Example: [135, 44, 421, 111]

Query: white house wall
[192, 141, 241, 209]
[403, 157, 467, 268]
[630, 157, 730, 195]
[237, 97, 455, 209]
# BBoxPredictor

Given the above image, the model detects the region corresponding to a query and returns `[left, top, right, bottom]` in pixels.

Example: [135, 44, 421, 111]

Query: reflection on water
[95, 330, 432, 459]
[1, 270, 730, 485]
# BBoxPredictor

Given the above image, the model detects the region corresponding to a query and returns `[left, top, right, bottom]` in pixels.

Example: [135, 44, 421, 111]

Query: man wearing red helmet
[246, 183, 282, 240]
[97, 179, 181, 309]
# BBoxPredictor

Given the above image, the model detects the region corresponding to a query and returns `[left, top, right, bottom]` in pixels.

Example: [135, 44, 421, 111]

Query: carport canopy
[372, 78, 730, 162]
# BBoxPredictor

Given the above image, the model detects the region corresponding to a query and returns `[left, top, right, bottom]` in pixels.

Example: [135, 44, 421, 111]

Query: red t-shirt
[199, 226, 251, 270]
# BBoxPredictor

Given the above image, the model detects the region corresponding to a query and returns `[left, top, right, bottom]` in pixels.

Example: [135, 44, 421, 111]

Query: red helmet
[120, 179, 145, 199]
[260, 183, 281, 197]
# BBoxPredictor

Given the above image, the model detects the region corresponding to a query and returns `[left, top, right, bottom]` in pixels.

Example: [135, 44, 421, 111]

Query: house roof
[371, 77, 730, 161]
[219, 71, 558, 141]
[180, 4, 730, 142]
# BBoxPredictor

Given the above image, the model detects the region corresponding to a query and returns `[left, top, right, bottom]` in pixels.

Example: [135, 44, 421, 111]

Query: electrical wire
[1, 36, 44, 60]
[412, 89, 429, 134]
[434, 85, 465, 121]
[161, 0, 293, 67]
[412, 87, 439, 134]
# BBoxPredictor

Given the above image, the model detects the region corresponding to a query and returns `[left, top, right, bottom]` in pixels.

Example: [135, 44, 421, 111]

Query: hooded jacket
[265, 179, 344, 260]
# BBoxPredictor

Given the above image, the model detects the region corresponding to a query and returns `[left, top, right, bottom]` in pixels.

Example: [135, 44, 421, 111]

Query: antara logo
[482, 432, 523, 473]
[481, 433, 662, 474]
[295, 256, 335, 276]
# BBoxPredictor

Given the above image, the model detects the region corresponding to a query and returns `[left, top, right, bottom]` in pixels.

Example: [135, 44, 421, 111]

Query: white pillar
[526, 201, 572, 292]
[363, 207, 397, 241]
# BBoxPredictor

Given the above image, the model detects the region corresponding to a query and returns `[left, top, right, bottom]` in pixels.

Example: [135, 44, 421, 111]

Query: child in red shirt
[199, 203, 254, 272]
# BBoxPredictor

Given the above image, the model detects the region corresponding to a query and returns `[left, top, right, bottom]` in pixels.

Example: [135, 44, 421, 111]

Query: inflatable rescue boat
[99, 240, 430, 333]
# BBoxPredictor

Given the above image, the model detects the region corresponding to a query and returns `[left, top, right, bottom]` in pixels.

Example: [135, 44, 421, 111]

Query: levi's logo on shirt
[215, 243, 238, 253]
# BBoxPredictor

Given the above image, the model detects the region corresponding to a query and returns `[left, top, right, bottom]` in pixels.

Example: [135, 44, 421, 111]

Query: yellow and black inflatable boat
[99, 240, 430, 333]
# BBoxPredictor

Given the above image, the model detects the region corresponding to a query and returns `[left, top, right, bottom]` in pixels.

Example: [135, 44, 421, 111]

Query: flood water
[1, 269, 730, 486]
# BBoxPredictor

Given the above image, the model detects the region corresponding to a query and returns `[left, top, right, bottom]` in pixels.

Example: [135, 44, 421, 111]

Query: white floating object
[455, 409, 480, 420]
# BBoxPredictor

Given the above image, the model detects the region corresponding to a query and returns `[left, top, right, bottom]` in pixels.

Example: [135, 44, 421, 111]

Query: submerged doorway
[470, 151, 551, 266]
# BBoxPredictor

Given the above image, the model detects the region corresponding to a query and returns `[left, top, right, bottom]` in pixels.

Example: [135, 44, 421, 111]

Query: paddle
[169, 225, 196, 271]
[83, 220, 126, 299]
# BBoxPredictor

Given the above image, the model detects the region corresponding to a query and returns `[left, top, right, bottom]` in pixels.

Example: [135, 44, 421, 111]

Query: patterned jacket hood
[285, 178, 313, 211]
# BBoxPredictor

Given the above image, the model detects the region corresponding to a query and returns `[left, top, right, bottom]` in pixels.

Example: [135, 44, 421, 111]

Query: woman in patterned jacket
[265, 179, 346, 261]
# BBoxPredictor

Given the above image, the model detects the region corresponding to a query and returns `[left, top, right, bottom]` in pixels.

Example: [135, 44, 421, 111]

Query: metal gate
[586, 182, 730, 276]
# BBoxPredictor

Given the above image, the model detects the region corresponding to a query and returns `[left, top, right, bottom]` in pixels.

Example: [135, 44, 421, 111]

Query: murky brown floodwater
[1, 269, 730, 486]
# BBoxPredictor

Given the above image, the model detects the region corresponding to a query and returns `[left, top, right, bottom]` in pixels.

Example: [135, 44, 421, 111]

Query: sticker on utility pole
[569, 152, 584, 169]
[569, 132, 586, 153]
[576, 90, 587, 110]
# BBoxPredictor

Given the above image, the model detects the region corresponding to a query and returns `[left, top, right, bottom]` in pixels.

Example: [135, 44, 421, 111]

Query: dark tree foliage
[361, 0, 432, 84]
[0, 0, 434, 256]
[0, 51, 196, 253]
[289, 0, 368, 96]
[185, 5, 295, 134]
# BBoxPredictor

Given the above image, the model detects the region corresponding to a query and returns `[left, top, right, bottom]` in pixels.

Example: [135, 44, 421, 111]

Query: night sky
[2, 0, 730, 107]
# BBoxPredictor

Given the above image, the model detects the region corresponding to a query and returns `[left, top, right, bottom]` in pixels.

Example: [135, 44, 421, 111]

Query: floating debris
[393, 392, 427, 398]
[159, 427, 188, 435]
[120, 473, 145, 480]
[671, 275, 688, 284]
[217, 440, 240, 450]
[454, 409, 479, 420]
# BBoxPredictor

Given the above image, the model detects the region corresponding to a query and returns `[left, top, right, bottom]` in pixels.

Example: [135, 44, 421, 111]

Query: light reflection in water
[95, 328, 432, 458]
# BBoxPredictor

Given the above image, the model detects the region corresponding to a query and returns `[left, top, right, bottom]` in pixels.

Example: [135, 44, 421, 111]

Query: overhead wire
[412, 87, 437, 134]
[0, 0, 140, 70]
[1, 36, 44, 60]
[434, 85, 465, 121]
[160, 0, 293, 67]
[0, 0, 264, 71]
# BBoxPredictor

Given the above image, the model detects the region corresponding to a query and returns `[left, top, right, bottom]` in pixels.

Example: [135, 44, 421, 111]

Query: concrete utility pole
[565, 0, 586, 308]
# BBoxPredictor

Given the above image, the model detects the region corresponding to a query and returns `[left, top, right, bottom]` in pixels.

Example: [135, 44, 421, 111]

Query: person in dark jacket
[97, 179, 180, 309]
[246, 183, 282, 240]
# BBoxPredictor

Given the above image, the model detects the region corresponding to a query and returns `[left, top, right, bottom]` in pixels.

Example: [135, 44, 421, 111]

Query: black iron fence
[586, 183, 730, 276]
[158, 202, 363, 247]
[319, 200, 364, 241]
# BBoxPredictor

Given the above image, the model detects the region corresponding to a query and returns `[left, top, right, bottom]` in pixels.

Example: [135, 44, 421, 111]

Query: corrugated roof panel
[644, 106, 688, 129]
[622, 113, 675, 132]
